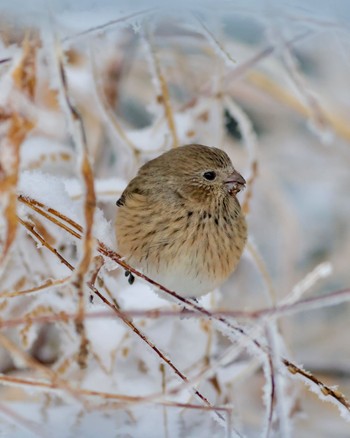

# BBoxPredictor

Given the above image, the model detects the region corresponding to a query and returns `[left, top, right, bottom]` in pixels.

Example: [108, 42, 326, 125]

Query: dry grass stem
[1, 11, 349, 435]
[16, 195, 350, 417]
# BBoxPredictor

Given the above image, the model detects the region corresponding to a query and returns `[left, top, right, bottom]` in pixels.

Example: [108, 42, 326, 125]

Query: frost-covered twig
[0, 115, 31, 266]
[1, 12, 350, 436]
[224, 30, 312, 85]
[0, 39, 35, 268]
[0, 275, 70, 298]
[247, 70, 350, 142]
[62, 8, 157, 43]
[18, 217, 74, 271]
[5, 281, 350, 323]
[270, 28, 331, 143]
[193, 13, 236, 65]
[95, 254, 350, 419]
[246, 240, 276, 305]
[264, 324, 291, 438]
[0, 332, 87, 404]
[282, 262, 333, 305]
[88, 43, 140, 161]
[141, 23, 179, 148]
[17, 213, 225, 423]
[264, 340, 276, 438]
[88, 282, 226, 422]
[18, 198, 350, 421]
[19, 194, 83, 237]
[52, 41, 97, 368]
[284, 358, 350, 418]
[223, 97, 258, 216]
[0, 374, 233, 417]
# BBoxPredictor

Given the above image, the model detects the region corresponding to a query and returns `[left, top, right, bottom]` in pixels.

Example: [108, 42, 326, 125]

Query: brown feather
[115, 143, 247, 298]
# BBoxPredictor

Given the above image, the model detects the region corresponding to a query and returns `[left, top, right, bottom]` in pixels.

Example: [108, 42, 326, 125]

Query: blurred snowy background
[0, 1, 350, 437]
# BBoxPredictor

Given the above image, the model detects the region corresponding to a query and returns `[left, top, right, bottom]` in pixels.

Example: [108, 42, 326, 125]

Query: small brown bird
[116, 144, 247, 298]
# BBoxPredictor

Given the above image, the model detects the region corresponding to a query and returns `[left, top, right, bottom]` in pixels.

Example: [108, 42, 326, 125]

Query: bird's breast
[116, 198, 247, 297]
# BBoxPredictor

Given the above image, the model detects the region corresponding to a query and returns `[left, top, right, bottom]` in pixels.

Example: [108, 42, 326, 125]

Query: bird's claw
[125, 270, 135, 285]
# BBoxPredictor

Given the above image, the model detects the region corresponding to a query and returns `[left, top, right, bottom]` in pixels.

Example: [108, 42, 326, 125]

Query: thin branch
[0, 374, 232, 414]
[18, 217, 74, 271]
[18, 195, 83, 234]
[223, 97, 258, 217]
[0, 332, 87, 404]
[62, 8, 157, 43]
[54, 43, 96, 368]
[271, 28, 331, 142]
[247, 71, 350, 142]
[265, 324, 291, 438]
[142, 24, 179, 148]
[88, 44, 140, 155]
[281, 262, 333, 305]
[264, 337, 276, 438]
[224, 30, 312, 85]
[246, 240, 277, 305]
[193, 13, 237, 65]
[89, 282, 223, 420]
[17, 215, 224, 422]
[0, 37, 36, 267]
[17, 196, 350, 417]
[1, 275, 70, 298]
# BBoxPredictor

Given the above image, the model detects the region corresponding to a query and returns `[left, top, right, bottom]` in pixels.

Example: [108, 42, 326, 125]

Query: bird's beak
[225, 170, 246, 195]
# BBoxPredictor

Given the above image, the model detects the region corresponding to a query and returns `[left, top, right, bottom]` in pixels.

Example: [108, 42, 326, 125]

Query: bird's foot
[179, 298, 198, 319]
[125, 270, 135, 285]
[180, 306, 189, 320]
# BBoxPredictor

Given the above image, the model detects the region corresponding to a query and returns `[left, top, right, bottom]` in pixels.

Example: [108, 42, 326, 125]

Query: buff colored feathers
[116, 144, 247, 298]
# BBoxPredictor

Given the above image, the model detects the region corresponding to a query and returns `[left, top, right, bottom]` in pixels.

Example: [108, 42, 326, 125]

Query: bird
[115, 144, 247, 299]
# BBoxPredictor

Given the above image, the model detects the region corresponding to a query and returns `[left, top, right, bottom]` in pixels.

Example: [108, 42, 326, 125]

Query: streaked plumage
[116, 144, 247, 298]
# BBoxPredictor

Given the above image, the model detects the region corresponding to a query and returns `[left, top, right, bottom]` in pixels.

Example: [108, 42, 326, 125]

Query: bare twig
[142, 24, 179, 148]
[270, 28, 331, 142]
[17, 214, 225, 422]
[246, 240, 277, 305]
[264, 337, 276, 438]
[265, 324, 291, 438]
[0, 38, 36, 267]
[55, 44, 96, 368]
[0, 275, 70, 298]
[193, 13, 236, 64]
[63, 8, 157, 43]
[223, 97, 258, 216]
[224, 30, 312, 85]
[17, 196, 350, 418]
[0, 374, 232, 414]
[247, 71, 350, 142]
[88, 42, 140, 169]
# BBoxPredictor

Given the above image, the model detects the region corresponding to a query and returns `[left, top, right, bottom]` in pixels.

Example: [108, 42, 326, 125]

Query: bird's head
[140, 144, 246, 204]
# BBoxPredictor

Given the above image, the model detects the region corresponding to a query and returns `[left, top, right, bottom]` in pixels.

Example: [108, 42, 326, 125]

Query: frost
[19, 171, 81, 223]
[1, 2, 350, 438]
[20, 136, 73, 170]
[282, 261, 333, 305]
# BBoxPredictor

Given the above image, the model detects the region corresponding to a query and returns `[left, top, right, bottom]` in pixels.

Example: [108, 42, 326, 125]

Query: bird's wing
[116, 176, 148, 207]
[116, 197, 124, 206]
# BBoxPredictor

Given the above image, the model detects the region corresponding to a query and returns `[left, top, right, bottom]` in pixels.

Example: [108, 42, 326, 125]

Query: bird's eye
[203, 171, 216, 181]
